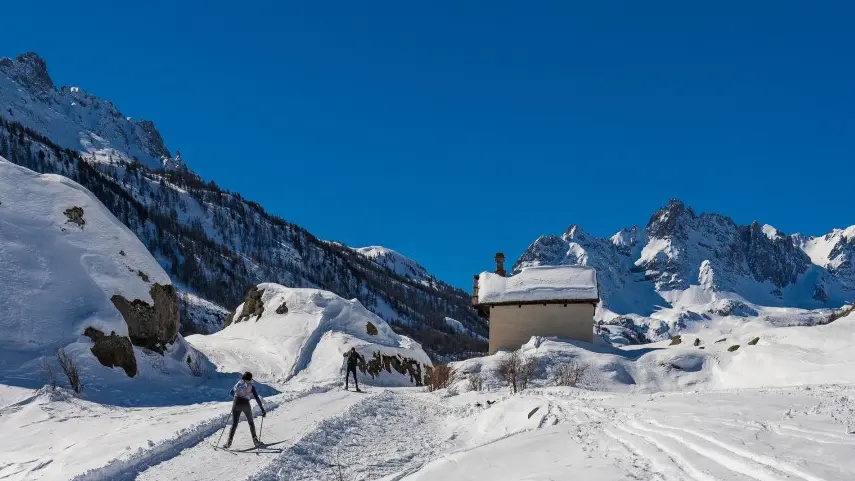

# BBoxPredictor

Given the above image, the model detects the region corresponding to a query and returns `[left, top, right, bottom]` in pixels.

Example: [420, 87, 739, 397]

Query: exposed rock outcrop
[357, 351, 425, 386]
[83, 327, 137, 377]
[111, 283, 179, 353]
[63, 206, 85, 227]
[0, 52, 55, 95]
[231, 286, 265, 324]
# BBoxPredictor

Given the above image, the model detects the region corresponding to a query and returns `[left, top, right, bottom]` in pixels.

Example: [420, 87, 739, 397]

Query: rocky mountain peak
[646, 198, 697, 238]
[564, 224, 586, 240]
[134, 119, 172, 160]
[0, 52, 55, 94]
[610, 225, 643, 251]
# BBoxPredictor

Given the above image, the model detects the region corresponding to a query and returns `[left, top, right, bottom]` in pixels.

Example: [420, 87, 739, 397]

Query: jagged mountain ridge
[0, 53, 181, 170]
[515, 199, 854, 344]
[0, 52, 487, 357]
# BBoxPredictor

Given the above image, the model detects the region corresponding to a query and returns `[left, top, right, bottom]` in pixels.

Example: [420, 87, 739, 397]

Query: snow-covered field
[3, 311, 855, 480]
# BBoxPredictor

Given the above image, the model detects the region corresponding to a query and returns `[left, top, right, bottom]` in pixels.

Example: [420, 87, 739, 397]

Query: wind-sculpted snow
[188, 285, 432, 387]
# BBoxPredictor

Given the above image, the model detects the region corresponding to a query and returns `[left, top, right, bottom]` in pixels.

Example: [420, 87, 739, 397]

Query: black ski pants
[228, 399, 257, 441]
[345, 365, 359, 389]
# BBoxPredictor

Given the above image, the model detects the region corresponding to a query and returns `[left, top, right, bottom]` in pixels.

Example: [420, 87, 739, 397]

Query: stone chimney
[472, 275, 479, 306]
[494, 252, 506, 277]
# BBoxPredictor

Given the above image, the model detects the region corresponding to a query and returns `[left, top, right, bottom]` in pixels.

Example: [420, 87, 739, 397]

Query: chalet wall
[488, 303, 595, 354]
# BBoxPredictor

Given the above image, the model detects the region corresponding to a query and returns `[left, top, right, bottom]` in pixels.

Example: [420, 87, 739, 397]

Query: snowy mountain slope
[515, 198, 854, 343]
[176, 290, 229, 335]
[796, 225, 855, 292]
[0, 52, 487, 356]
[353, 245, 435, 286]
[0, 156, 209, 394]
[187, 284, 432, 387]
[0, 53, 181, 170]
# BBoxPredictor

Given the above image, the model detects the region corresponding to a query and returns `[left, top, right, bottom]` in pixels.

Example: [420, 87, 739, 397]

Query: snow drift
[187, 284, 433, 387]
[0, 156, 197, 386]
[451, 308, 855, 393]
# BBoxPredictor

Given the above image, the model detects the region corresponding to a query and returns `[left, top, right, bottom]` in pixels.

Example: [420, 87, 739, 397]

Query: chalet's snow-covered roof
[477, 265, 599, 304]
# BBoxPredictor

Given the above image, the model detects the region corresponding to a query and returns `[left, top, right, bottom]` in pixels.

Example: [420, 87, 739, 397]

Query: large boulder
[111, 283, 180, 353]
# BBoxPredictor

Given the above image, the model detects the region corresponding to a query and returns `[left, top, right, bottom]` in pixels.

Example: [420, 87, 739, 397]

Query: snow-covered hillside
[0, 51, 487, 356]
[0, 156, 203, 392]
[0, 53, 181, 170]
[515, 199, 855, 344]
[188, 284, 432, 387]
[354, 245, 435, 286]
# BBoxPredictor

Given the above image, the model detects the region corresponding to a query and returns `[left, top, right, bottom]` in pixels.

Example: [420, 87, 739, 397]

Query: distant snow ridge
[187, 284, 432, 387]
[354, 245, 435, 285]
[0, 52, 182, 170]
[514, 198, 855, 345]
[0, 156, 199, 387]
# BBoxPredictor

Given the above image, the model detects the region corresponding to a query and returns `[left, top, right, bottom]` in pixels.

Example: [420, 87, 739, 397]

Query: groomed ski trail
[74, 389, 369, 481]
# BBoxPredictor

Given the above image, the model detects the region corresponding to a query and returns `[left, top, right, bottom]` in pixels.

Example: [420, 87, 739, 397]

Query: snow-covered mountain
[0, 53, 182, 170]
[0, 52, 487, 357]
[0, 156, 202, 387]
[514, 199, 854, 344]
[353, 246, 435, 286]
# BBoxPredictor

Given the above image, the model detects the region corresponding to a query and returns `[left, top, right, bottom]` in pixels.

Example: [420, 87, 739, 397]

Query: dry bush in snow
[551, 359, 586, 387]
[519, 355, 538, 391]
[427, 364, 455, 392]
[468, 371, 484, 392]
[498, 351, 521, 394]
[56, 348, 82, 394]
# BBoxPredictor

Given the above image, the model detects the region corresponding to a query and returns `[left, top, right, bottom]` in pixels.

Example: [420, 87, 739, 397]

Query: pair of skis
[215, 440, 285, 455]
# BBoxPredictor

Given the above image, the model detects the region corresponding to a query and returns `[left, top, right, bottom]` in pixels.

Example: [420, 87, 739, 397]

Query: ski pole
[213, 411, 230, 448]
[259, 414, 264, 441]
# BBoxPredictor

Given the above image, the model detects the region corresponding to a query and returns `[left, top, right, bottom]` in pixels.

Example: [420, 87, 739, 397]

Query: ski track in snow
[5, 384, 855, 481]
[68, 386, 334, 481]
[250, 390, 451, 481]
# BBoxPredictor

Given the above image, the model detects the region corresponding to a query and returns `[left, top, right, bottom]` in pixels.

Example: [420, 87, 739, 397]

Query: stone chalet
[473, 253, 600, 354]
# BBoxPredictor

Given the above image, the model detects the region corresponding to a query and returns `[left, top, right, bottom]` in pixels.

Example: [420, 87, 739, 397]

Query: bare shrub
[56, 348, 82, 394]
[827, 304, 855, 324]
[427, 364, 454, 392]
[519, 355, 538, 391]
[187, 355, 205, 377]
[468, 371, 484, 392]
[497, 351, 521, 394]
[552, 359, 586, 387]
[40, 356, 57, 389]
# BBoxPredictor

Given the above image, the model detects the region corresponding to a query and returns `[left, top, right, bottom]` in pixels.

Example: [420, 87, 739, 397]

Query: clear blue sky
[3, 1, 854, 290]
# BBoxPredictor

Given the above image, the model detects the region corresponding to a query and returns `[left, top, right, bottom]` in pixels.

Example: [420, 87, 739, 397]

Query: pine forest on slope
[0, 52, 487, 358]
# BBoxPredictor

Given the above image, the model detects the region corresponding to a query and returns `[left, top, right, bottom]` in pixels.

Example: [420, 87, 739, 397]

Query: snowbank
[477, 265, 599, 304]
[451, 310, 855, 393]
[187, 284, 432, 387]
[0, 157, 194, 387]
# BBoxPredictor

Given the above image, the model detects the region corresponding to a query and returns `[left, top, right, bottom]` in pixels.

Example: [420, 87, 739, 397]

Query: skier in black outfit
[344, 347, 365, 391]
[224, 371, 266, 449]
